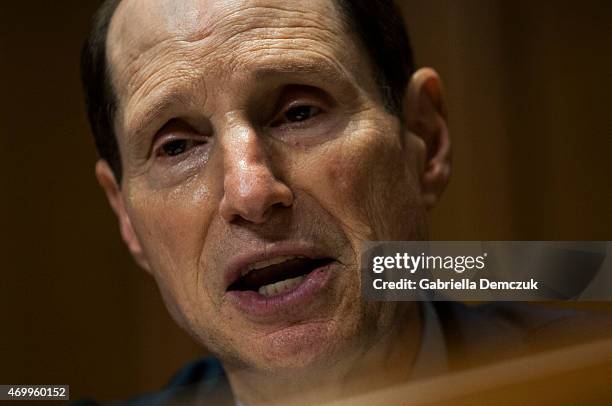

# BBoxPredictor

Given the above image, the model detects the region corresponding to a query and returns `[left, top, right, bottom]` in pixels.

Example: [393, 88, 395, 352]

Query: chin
[234, 320, 357, 375]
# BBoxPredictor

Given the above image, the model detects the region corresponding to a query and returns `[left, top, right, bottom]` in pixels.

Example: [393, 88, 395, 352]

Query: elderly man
[80, 0, 610, 404]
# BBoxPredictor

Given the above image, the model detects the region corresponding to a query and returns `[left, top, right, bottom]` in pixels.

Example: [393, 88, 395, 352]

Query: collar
[409, 300, 448, 379]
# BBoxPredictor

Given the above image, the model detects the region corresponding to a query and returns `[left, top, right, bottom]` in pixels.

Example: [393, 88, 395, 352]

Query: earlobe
[95, 160, 151, 272]
[403, 68, 451, 210]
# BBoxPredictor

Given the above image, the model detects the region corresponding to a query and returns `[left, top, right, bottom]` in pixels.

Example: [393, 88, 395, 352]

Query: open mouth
[227, 256, 335, 297]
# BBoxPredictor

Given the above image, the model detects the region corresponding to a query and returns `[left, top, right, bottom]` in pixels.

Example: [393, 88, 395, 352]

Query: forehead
[107, 0, 360, 94]
[109, 0, 344, 43]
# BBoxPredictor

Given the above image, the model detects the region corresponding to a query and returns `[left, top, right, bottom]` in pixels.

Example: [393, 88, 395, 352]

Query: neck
[225, 304, 422, 405]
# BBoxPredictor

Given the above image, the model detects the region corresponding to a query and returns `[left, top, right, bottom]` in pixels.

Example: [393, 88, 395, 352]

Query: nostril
[219, 174, 294, 224]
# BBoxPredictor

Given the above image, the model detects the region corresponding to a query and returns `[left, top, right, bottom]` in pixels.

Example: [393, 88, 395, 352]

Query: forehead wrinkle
[109, 0, 351, 92]
[207, 0, 339, 30]
[112, 35, 213, 108]
[206, 2, 348, 56]
[207, 6, 369, 94]
[219, 24, 351, 73]
[109, 0, 336, 83]
[124, 45, 205, 103]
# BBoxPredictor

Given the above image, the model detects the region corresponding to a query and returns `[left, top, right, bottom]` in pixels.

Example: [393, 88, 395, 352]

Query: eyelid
[284, 86, 333, 108]
[268, 100, 327, 127]
[151, 119, 206, 156]
[153, 132, 206, 149]
[269, 97, 328, 128]
[283, 97, 324, 109]
[273, 84, 333, 111]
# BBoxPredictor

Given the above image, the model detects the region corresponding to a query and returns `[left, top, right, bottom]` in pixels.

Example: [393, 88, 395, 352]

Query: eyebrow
[123, 92, 192, 147]
[123, 56, 359, 145]
[251, 57, 354, 86]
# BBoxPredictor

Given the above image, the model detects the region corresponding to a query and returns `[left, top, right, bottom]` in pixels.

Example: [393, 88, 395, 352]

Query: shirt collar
[409, 300, 448, 379]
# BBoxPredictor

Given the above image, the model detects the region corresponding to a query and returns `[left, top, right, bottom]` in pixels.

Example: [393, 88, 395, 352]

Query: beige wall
[1, 0, 610, 401]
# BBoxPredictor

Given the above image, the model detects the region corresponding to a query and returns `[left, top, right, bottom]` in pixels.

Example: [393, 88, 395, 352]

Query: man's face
[106, 0, 430, 373]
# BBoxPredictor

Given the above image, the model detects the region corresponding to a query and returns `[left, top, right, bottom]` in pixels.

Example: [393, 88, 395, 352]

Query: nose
[219, 126, 293, 224]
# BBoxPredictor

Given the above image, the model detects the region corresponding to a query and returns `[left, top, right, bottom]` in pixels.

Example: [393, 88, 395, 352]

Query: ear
[95, 160, 151, 272]
[403, 67, 451, 210]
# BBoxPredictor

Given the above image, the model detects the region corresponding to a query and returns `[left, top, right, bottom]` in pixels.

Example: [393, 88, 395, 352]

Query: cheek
[293, 127, 425, 242]
[125, 178, 217, 299]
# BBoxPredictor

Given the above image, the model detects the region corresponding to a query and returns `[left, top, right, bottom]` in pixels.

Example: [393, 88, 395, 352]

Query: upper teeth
[240, 255, 306, 276]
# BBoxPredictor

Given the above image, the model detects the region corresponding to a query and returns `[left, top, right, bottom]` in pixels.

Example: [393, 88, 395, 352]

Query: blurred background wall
[0, 0, 610, 402]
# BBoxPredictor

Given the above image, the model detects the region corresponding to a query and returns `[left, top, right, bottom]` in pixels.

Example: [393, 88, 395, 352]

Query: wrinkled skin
[97, 0, 450, 402]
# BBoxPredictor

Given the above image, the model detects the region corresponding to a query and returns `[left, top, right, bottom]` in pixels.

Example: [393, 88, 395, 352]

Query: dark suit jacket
[74, 302, 612, 405]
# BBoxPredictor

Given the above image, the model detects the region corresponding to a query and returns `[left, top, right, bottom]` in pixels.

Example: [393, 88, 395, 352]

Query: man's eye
[285, 105, 320, 122]
[272, 105, 321, 127]
[158, 139, 204, 157]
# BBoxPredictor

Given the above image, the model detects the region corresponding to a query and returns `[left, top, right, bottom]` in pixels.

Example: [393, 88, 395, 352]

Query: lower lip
[224, 262, 335, 321]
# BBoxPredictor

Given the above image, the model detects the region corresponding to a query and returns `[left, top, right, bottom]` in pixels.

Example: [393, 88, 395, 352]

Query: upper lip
[224, 242, 331, 290]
